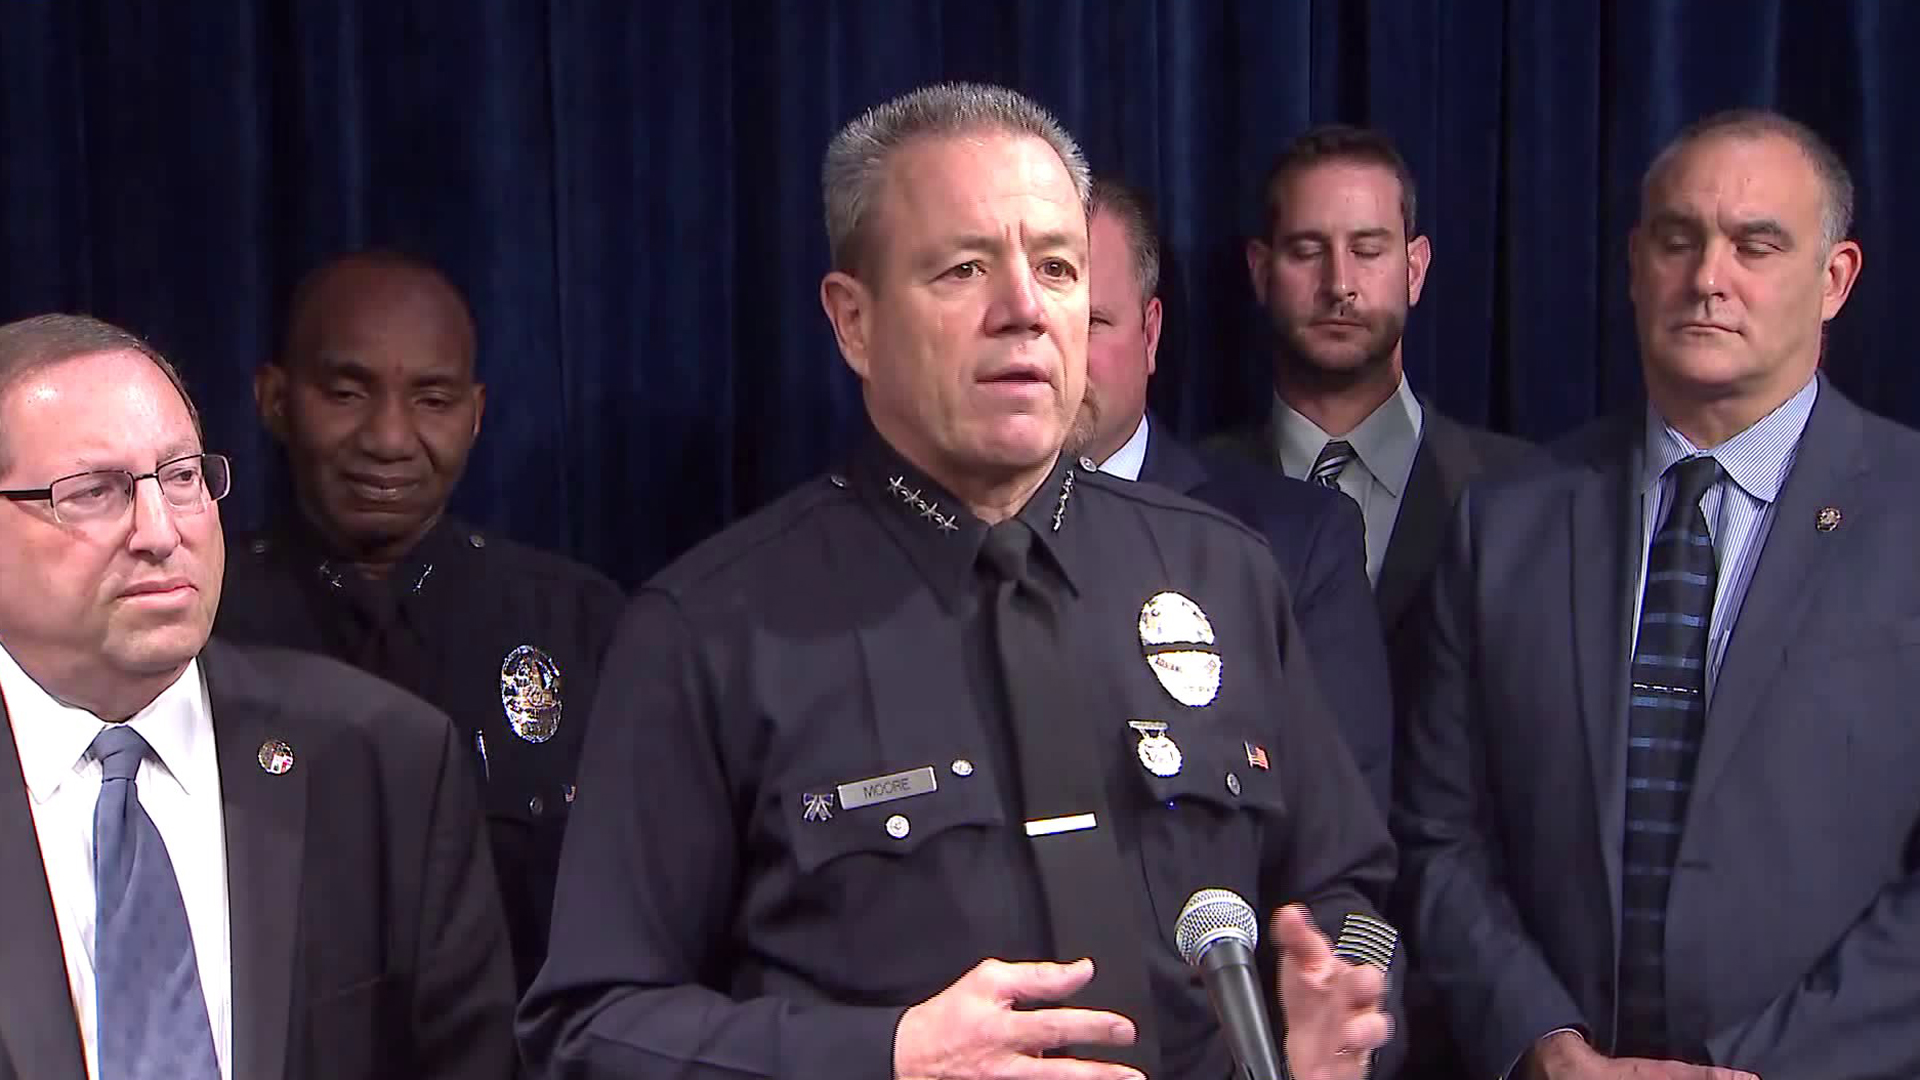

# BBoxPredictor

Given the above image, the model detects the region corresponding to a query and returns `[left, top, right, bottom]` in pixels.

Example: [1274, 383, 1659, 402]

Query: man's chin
[330, 507, 435, 551]
[107, 624, 212, 675]
[1282, 342, 1396, 390]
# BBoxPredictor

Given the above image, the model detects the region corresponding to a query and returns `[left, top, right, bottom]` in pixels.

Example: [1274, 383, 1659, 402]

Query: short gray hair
[1642, 108, 1855, 249]
[0, 313, 201, 474]
[822, 82, 1091, 278]
[1089, 175, 1161, 302]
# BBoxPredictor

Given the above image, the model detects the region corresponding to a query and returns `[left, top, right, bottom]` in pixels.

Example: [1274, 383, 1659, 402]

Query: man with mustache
[0, 313, 513, 1079]
[1397, 110, 1918, 1079]
[520, 82, 1398, 1080]
[216, 251, 625, 1004]
[1212, 125, 1533, 652]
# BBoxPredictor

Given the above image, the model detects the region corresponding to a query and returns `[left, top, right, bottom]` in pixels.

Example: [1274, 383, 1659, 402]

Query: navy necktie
[91, 724, 220, 1080]
[1616, 455, 1722, 1058]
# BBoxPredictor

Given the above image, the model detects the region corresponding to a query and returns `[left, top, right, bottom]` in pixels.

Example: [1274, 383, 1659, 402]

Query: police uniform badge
[1128, 720, 1182, 777]
[1137, 591, 1222, 707]
[500, 644, 563, 743]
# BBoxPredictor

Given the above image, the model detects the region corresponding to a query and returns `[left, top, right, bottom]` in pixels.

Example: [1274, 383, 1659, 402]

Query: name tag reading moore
[837, 766, 938, 810]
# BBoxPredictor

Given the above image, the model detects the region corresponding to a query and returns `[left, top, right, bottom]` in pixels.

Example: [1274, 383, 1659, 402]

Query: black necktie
[1617, 455, 1722, 1058]
[978, 519, 1159, 1073]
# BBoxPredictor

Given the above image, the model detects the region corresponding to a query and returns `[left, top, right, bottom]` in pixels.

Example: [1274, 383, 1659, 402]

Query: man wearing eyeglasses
[0, 313, 514, 1080]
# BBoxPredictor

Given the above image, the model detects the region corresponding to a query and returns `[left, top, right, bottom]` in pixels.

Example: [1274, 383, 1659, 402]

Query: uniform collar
[266, 508, 475, 597]
[843, 431, 1083, 612]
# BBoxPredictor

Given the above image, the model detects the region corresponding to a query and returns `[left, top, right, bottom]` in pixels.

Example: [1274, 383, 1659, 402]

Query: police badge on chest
[501, 644, 563, 743]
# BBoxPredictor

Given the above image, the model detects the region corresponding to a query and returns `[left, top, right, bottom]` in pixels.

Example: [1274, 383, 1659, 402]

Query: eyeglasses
[0, 453, 232, 524]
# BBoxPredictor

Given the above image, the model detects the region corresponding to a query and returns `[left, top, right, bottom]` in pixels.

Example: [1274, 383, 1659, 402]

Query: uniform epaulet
[645, 473, 857, 595]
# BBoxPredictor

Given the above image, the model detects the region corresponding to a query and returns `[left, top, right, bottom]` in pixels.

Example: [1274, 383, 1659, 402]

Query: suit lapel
[1688, 385, 1867, 813]
[0, 699, 88, 1080]
[1136, 421, 1209, 494]
[1375, 435, 1447, 633]
[1568, 430, 1641, 955]
[205, 641, 304, 1080]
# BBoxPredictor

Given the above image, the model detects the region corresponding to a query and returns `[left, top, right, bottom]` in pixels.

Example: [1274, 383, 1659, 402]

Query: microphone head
[1175, 888, 1259, 966]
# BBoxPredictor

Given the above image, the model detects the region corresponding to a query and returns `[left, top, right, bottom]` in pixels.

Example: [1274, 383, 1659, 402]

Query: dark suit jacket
[1393, 380, 1920, 1078]
[1208, 401, 1536, 640]
[0, 639, 516, 1080]
[1140, 420, 1393, 815]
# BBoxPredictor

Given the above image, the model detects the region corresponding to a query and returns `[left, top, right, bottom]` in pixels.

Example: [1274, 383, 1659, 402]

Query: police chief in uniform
[518, 84, 1396, 1080]
[214, 251, 625, 998]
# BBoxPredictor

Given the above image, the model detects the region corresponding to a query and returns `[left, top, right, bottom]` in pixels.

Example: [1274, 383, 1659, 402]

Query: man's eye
[1038, 257, 1078, 281]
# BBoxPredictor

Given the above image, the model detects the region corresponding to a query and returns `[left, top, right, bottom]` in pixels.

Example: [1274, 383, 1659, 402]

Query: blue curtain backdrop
[3, 1, 1915, 585]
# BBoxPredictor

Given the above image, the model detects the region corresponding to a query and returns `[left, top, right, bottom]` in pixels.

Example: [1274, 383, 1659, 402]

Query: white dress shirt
[1273, 374, 1425, 584]
[1, 644, 232, 1080]
[1094, 413, 1151, 481]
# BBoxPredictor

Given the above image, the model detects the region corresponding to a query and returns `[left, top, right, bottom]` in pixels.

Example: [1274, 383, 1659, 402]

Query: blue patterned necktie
[1309, 439, 1357, 489]
[1616, 455, 1722, 1058]
[91, 724, 220, 1080]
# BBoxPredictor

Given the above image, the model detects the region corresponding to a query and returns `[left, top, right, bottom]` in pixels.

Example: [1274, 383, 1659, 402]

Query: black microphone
[1176, 888, 1284, 1080]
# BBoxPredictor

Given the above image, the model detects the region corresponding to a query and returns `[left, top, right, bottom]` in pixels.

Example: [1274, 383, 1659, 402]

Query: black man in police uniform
[215, 251, 624, 1001]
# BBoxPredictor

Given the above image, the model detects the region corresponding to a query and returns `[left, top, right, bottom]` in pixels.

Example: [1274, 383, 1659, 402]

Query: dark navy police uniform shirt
[216, 514, 625, 998]
[518, 436, 1395, 1080]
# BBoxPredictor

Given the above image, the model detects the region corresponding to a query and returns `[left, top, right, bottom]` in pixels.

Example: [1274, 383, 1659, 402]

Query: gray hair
[1089, 175, 1162, 302]
[0, 313, 201, 474]
[1642, 108, 1855, 249]
[822, 81, 1091, 278]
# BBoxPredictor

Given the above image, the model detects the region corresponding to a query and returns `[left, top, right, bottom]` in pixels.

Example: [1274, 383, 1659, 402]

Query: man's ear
[1245, 239, 1273, 305]
[1406, 234, 1433, 308]
[821, 270, 876, 380]
[1143, 295, 1163, 377]
[470, 382, 487, 442]
[255, 363, 290, 442]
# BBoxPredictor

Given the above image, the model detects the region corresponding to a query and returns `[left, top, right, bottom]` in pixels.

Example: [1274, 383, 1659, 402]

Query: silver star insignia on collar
[887, 476, 907, 495]
[1051, 469, 1076, 532]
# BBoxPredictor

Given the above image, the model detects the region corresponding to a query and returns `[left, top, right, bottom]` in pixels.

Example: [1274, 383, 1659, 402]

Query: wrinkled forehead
[0, 350, 200, 478]
[1642, 133, 1827, 234]
[871, 132, 1086, 248]
[286, 265, 478, 379]
[1272, 160, 1406, 237]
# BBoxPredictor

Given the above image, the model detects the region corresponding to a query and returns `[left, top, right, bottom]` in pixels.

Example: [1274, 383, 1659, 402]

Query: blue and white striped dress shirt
[1632, 376, 1820, 700]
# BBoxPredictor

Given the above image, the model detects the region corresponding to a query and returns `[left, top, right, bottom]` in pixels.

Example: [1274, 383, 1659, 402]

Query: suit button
[528, 795, 545, 816]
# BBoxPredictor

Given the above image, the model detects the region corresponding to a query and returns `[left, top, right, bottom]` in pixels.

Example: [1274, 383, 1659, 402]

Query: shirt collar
[270, 507, 465, 598]
[1640, 375, 1819, 503]
[845, 430, 1083, 611]
[1, 643, 211, 803]
[1271, 375, 1424, 496]
[1095, 413, 1151, 482]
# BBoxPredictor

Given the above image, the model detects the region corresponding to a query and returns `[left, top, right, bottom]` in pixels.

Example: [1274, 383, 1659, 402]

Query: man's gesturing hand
[894, 958, 1143, 1080]
[1274, 905, 1391, 1080]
